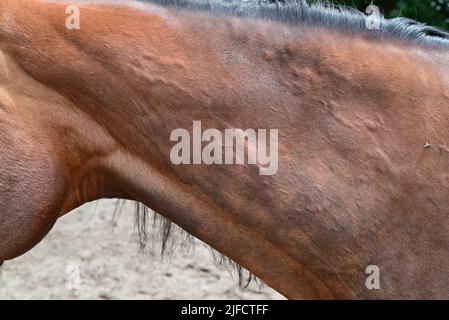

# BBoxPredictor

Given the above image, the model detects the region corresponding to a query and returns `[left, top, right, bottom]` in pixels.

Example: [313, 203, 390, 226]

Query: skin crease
[0, 0, 449, 299]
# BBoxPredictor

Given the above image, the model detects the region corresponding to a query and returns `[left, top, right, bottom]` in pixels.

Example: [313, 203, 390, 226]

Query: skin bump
[0, 50, 9, 82]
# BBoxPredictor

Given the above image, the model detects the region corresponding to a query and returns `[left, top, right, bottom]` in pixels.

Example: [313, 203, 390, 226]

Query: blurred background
[0, 201, 284, 299]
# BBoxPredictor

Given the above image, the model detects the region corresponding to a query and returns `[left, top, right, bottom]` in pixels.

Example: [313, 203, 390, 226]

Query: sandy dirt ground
[0, 200, 284, 300]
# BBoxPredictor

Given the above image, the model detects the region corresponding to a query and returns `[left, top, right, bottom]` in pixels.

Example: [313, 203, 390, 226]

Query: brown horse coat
[1, 0, 449, 298]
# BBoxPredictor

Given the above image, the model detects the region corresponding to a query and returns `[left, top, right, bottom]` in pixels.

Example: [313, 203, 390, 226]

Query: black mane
[140, 0, 449, 48]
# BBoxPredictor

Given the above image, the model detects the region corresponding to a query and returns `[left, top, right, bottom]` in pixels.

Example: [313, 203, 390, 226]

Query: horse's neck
[3, 0, 449, 299]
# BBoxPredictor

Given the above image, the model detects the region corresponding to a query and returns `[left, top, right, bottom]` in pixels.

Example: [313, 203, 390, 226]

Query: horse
[1, 0, 449, 299]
